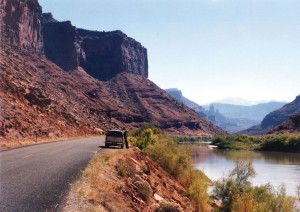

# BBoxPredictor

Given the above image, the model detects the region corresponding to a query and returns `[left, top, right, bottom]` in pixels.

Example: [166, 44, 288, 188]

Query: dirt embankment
[62, 147, 195, 212]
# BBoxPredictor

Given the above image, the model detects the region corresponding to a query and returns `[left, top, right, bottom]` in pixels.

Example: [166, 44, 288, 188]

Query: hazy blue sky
[39, 0, 300, 105]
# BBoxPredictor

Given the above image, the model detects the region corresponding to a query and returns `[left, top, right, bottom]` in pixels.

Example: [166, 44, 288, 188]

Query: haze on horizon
[39, 0, 300, 105]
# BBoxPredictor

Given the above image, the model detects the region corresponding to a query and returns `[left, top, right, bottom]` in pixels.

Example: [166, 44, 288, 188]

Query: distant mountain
[213, 97, 263, 106]
[204, 102, 286, 122]
[165, 89, 287, 134]
[241, 95, 300, 135]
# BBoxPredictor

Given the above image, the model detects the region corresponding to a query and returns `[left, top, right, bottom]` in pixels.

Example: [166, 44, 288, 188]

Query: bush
[155, 200, 183, 212]
[212, 160, 298, 211]
[133, 176, 153, 201]
[129, 127, 158, 150]
[212, 134, 300, 152]
[187, 173, 211, 212]
[116, 162, 135, 177]
[130, 126, 211, 210]
[144, 136, 190, 178]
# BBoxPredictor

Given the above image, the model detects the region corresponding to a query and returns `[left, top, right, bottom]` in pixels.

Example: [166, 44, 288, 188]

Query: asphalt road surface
[0, 137, 103, 212]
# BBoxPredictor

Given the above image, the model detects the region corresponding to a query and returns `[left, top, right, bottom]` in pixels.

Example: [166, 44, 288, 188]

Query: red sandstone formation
[0, 0, 43, 53]
[0, 0, 225, 146]
[42, 15, 148, 80]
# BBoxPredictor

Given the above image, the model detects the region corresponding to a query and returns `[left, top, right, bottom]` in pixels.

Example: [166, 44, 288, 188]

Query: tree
[212, 161, 255, 211]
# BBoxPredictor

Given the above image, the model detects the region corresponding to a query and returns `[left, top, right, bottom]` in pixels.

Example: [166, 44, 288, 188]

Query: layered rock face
[78, 29, 148, 80]
[0, 0, 43, 53]
[42, 20, 79, 70]
[42, 15, 148, 80]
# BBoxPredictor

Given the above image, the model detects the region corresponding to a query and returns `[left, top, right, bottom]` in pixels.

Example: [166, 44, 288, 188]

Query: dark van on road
[105, 130, 125, 149]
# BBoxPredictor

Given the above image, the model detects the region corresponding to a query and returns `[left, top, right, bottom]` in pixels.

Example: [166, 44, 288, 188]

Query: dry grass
[63, 150, 129, 212]
[62, 148, 195, 212]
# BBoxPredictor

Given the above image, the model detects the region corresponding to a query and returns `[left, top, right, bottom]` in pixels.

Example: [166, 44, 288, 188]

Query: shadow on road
[98, 146, 124, 149]
[98, 146, 130, 150]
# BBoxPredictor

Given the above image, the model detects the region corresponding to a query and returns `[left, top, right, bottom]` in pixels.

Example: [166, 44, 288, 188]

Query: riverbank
[191, 144, 300, 197]
[62, 127, 300, 211]
[211, 134, 300, 153]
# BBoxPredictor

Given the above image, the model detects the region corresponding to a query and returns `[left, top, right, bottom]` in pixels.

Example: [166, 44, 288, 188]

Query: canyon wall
[42, 14, 148, 80]
[0, 0, 43, 53]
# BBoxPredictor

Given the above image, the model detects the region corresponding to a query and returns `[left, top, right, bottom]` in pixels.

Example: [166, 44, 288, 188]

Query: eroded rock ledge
[42, 13, 148, 80]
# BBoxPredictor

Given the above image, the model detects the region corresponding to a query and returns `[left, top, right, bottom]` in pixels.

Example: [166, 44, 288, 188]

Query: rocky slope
[63, 148, 195, 211]
[0, 46, 224, 146]
[241, 95, 300, 135]
[42, 14, 148, 80]
[268, 113, 300, 135]
[0, 0, 225, 146]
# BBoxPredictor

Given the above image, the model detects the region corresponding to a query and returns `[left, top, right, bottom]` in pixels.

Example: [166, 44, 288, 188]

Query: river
[191, 144, 300, 196]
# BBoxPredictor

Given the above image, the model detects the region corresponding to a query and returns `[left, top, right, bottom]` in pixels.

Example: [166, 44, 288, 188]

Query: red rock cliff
[42, 15, 148, 80]
[0, 0, 43, 53]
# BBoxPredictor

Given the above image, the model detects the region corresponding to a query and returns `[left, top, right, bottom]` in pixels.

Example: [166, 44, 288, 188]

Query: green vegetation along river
[191, 144, 300, 196]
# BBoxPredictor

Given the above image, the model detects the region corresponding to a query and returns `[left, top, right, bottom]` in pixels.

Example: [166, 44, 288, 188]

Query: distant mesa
[42, 13, 148, 81]
[165, 88, 207, 117]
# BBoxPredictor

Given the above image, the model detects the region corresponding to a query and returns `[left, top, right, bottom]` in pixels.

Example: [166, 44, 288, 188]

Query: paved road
[0, 137, 103, 212]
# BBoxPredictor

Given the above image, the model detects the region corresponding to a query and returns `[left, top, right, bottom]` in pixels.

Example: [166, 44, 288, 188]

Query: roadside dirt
[62, 147, 195, 212]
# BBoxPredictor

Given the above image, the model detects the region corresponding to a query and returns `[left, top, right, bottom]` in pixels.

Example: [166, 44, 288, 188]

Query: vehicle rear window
[107, 131, 123, 137]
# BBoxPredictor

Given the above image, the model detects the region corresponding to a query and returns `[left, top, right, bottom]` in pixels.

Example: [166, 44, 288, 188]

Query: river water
[191, 144, 300, 196]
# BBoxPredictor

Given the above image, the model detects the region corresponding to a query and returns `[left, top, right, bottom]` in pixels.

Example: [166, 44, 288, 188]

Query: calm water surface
[191, 144, 300, 196]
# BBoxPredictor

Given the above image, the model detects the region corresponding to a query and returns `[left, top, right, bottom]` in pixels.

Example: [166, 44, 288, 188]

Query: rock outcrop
[42, 20, 79, 70]
[268, 113, 300, 134]
[261, 95, 300, 129]
[42, 15, 148, 80]
[0, 0, 43, 53]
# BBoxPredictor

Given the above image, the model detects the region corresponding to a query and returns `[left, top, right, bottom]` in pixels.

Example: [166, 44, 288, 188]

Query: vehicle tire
[121, 144, 124, 149]
[105, 144, 109, 148]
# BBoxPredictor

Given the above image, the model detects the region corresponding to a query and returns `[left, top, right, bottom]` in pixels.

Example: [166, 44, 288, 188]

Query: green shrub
[212, 160, 298, 211]
[212, 134, 300, 152]
[130, 126, 211, 210]
[129, 127, 158, 150]
[144, 136, 190, 178]
[187, 174, 210, 212]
